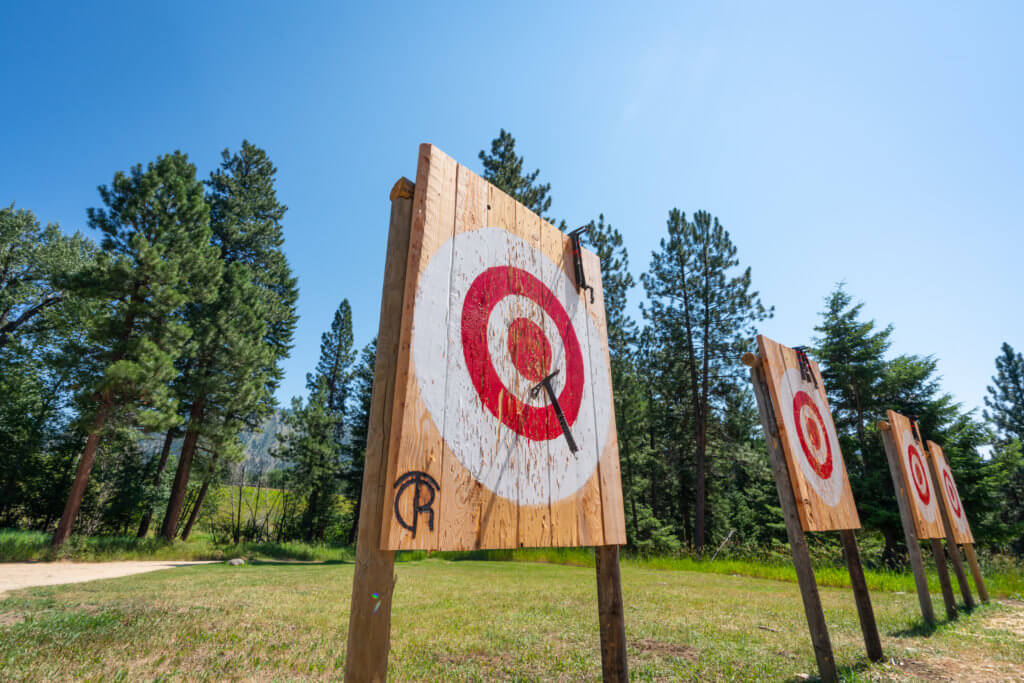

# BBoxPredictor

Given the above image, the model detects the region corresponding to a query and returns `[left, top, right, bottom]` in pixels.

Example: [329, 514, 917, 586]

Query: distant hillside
[140, 412, 291, 472]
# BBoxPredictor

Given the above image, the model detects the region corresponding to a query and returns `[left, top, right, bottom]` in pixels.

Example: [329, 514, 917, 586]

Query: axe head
[529, 369, 561, 400]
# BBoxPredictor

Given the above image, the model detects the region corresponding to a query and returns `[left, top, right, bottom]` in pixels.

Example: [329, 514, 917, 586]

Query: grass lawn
[1, 559, 1022, 681]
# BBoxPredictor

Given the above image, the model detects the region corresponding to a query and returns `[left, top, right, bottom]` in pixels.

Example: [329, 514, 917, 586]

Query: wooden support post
[344, 178, 415, 683]
[595, 545, 628, 682]
[879, 423, 935, 626]
[929, 538, 958, 620]
[749, 362, 837, 683]
[963, 544, 990, 603]
[925, 453, 974, 609]
[839, 529, 883, 661]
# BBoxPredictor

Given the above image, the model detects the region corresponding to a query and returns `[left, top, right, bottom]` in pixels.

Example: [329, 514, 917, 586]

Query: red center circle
[908, 444, 931, 505]
[792, 390, 833, 479]
[943, 470, 962, 518]
[507, 317, 551, 384]
[461, 266, 585, 441]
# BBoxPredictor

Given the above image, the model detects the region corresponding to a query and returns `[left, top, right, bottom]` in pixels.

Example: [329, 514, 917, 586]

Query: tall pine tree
[479, 129, 554, 220]
[985, 342, 1024, 445]
[52, 152, 221, 548]
[160, 142, 297, 541]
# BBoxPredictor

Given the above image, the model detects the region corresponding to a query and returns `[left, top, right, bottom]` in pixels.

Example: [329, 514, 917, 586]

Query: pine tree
[479, 129, 553, 219]
[51, 152, 221, 548]
[159, 141, 298, 541]
[343, 338, 376, 543]
[642, 209, 771, 550]
[275, 299, 354, 541]
[985, 343, 1024, 445]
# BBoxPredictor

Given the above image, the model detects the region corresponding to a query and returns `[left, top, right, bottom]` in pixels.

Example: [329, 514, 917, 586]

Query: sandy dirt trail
[0, 561, 217, 597]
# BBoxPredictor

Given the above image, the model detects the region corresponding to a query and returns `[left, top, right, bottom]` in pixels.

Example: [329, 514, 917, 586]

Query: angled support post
[879, 421, 935, 626]
[344, 178, 415, 683]
[839, 529, 884, 661]
[746, 355, 837, 682]
[595, 545, 628, 682]
[925, 452, 974, 610]
[962, 544, 989, 603]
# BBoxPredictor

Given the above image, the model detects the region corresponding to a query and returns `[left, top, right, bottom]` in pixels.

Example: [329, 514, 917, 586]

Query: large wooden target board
[927, 441, 974, 544]
[885, 411, 945, 540]
[756, 335, 859, 531]
[379, 144, 626, 551]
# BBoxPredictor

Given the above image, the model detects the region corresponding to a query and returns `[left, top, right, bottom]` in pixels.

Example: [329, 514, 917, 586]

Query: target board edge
[885, 411, 945, 540]
[927, 440, 973, 544]
[757, 334, 860, 532]
[380, 144, 625, 551]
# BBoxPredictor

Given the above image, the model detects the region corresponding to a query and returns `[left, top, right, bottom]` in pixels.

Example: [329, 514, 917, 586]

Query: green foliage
[986, 342, 1024, 444]
[479, 129, 553, 219]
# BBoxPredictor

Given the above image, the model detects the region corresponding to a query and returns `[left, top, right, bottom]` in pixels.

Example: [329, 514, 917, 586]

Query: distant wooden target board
[379, 144, 626, 551]
[927, 441, 974, 544]
[885, 411, 944, 540]
[756, 335, 859, 531]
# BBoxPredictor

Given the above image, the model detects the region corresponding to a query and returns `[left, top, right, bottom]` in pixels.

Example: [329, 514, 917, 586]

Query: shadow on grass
[888, 618, 940, 638]
[783, 657, 875, 682]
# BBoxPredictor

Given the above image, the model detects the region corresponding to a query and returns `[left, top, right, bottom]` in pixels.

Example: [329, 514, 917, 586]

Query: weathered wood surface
[880, 421, 936, 626]
[380, 144, 625, 550]
[595, 544, 629, 682]
[927, 441, 975, 544]
[756, 335, 860, 532]
[929, 537, 958, 620]
[839, 529, 883, 661]
[344, 178, 414, 683]
[750, 361, 837, 683]
[925, 441, 975, 609]
[963, 543, 990, 603]
[884, 411, 945, 540]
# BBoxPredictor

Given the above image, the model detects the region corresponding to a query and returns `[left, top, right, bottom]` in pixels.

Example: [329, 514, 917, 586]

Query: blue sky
[2, 2, 1020, 417]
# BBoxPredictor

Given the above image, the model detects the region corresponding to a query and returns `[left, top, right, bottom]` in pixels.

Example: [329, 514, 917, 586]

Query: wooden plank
[541, 224, 582, 547]
[927, 441, 974, 544]
[929, 537, 958, 620]
[344, 178, 414, 683]
[757, 335, 860, 531]
[839, 529, 883, 662]
[879, 421, 936, 625]
[382, 144, 458, 550]
[750, 360, 837, 683]
[582, 248, 627, 545]
[884, 411, 945, 540]
[963, 543, 990, 603]
[925, 440, 974, 609]
[436, 164, 487, 551]
[595, 544, 628, 682]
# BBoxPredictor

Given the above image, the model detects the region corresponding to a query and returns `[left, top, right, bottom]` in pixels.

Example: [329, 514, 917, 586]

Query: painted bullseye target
[900, 429, 938, 523]
[777, 368, 845, 507]
[943, 470, 962, 518]
[412, 228, 612, 506]
[792, 391, 833, 479]
[461, 265, 585, 441]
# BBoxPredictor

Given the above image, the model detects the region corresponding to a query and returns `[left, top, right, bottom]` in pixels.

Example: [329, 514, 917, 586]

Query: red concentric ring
[908, 444, 931, 505]
[792, 390, 833, 479]
[461, 266, 585, 441]
[943, 470, 962, 518]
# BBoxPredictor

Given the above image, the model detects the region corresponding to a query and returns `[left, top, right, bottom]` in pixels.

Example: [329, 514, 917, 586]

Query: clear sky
[2, 2, 1020, 417]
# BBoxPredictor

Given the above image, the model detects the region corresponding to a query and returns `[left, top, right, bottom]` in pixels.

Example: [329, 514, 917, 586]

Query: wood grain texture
[925, 440, 975, 609]
[595, 545, 629, 681]
[880, 424, 936, 625]
[756, 335, 860, 532]
[964, 543, 990, 603]
[929, 537, 958, 620]
[885, 412, 945, 540]
[839, 529, 883, 662]
[344, 181, 414, 683]
[927, 441, 975, 544]
[379, 145, 625, 551]
[749, 362, 838, 682]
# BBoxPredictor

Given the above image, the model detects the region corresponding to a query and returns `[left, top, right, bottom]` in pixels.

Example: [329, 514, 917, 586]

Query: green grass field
[1, 558, 1022, 680]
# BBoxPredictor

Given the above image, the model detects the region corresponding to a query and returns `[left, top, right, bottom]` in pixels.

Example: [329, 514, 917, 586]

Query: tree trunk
[137, 428, 176, 538]
[160, 397, 205, 541]
[51, 399, 112, 549]
[181, 478, 211, 541]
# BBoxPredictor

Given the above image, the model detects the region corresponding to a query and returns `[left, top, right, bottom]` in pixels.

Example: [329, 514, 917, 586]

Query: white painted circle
[901, 429, 938, 524]
[412, 227, 612, 505]
[936, 455, 968, 537]
[777, 368, 845, 507]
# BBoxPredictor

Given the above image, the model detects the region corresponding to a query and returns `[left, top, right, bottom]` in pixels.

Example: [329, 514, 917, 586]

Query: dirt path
[0, 561, 217, 598]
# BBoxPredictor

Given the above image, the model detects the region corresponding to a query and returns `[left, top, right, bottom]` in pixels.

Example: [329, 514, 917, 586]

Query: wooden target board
[379, 144, 626, 551]
[927, 441, 974, 544]
[885, 411, 945, 540]
[756, 335, 859, 531]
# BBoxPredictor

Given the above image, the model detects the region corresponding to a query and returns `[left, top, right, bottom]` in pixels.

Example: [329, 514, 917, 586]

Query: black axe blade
[530, 369, 579, 453]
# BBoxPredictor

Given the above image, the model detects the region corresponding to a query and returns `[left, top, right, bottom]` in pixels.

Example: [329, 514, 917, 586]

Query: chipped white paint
[777, 367, 846, 507]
